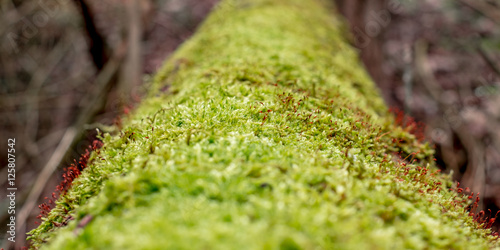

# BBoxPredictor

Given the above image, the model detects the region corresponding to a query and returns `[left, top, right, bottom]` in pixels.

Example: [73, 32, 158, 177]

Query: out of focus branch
[24, 39, 72, 158]
[73, 0, 110, 70]
[118, 0, 143, 105]
[459, 0, 500, 24]
[477, 45, 500, 77]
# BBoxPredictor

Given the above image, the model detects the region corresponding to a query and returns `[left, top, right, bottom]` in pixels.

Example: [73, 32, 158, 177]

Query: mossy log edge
[29, 0, 499, 249]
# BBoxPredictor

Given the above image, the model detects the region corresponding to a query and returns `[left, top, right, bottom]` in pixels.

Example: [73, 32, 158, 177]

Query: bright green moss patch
[28, 0, 499, 249]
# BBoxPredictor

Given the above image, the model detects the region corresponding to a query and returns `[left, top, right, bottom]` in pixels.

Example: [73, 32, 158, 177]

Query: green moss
[28, 0, 499, 249]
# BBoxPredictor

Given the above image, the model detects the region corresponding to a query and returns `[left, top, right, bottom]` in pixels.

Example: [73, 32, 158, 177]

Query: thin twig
[0, 128, 64, 190]
[24, 39, 73, 157]
[16, 127, 77, 246]
[459, 0, 500, 24]
[119, 0, 143, 105]
[477, 45, 500, 77]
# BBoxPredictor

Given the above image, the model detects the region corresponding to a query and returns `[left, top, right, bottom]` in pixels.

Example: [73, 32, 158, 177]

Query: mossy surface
[28, 0, 499, 249]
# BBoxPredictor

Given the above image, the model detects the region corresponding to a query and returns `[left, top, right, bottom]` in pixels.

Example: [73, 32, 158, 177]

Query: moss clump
[28, 0, 499, 249]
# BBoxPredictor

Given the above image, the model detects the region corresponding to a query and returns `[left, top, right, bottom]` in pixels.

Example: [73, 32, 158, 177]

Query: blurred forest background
[1, 0, 499, 248]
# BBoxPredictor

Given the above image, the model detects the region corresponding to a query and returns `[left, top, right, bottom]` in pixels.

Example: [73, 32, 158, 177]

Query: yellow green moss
[28, 0, 499, 249]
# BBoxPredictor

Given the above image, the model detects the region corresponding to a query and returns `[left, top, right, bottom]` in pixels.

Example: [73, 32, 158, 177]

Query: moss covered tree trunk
[28, 0, 498, 249]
